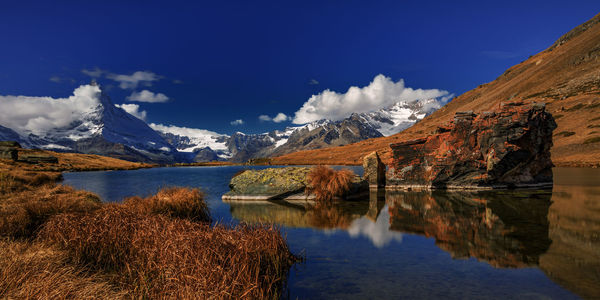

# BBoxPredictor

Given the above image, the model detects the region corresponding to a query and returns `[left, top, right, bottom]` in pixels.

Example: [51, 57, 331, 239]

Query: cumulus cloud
[292, 74, 451, 124]
[106, 71, 161, 89]
[258, 112, 290, 123]
[115, 103, 147, 120]
[0, 84, 102, 136]
[81, 68, 104, 78]
[230, 119, 244, 126]
[149, 123, 224, 138]
[127, 90, 169, 103]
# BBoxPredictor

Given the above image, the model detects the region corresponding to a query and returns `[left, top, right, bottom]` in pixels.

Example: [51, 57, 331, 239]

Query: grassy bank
[0, 159, 298, 299]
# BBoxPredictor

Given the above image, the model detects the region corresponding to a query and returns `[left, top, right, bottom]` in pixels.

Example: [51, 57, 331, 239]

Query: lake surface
[63, 167, 600, 299]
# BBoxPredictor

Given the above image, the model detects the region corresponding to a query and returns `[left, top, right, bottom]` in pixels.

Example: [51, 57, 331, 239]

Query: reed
[0, 239, 124, 299]
[306, 165, 355, 203]
[39, 206, 297, 299]
[123, 186, 211, 223]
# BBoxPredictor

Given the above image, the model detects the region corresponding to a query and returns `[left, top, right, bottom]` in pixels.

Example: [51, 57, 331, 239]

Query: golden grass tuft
[124, 187, 210, 223]
[0, 184, 101, 238]
[39, 206, 297, 299]
[306, 165, 355, 203]
[0, 239, 125, 299]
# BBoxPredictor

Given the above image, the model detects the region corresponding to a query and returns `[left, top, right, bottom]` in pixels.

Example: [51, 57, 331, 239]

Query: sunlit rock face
[387, 102, 557, 189]
[386, 191, 552, 268]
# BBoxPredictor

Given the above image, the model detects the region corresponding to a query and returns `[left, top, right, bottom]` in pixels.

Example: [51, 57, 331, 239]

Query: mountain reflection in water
[226, 180, 600, 300]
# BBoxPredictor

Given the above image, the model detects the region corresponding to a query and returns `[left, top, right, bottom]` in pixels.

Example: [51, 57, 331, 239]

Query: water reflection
[386, 190, 552, 268]
[226, 182, 600, 299]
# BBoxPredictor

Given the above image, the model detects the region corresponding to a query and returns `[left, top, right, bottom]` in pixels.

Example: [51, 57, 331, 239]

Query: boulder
[0, 147, 18, 161]
[362, 151, 386, 188]
[387, 102, 557, 189]
[0, 141, 21, 161]
[227, 167, 312, 198]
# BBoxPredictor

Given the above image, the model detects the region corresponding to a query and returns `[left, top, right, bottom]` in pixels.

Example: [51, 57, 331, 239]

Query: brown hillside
[272, 13, 600, 167]
[1, 148, 150, 172]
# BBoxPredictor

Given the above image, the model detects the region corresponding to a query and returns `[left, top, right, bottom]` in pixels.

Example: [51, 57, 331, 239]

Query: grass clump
[39, 206, 297, 299]
[306, 166, 355, 203]
[0, 239, 124, 299]
[124, 187, 210, 223]
[0, 168, 100, 238]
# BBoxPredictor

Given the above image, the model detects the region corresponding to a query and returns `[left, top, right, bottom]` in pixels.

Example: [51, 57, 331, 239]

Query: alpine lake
[63, 166, 600, 299]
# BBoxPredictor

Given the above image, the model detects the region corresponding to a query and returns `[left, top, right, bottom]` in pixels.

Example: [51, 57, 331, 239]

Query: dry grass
[306, 166, 355, 203]
[39, 206, 297, 299]
[0, 239, 125, 299]
[0, 160, 298, 299]
[123, 187, 210, 223]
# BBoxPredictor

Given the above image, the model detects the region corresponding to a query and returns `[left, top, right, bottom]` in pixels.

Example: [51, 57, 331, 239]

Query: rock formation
[0, 141, 20, 161]
[386, 102, 557, 189]
[363, 151, 386, 188]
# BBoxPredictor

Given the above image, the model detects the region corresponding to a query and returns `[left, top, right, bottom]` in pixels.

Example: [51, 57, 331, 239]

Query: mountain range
[0, 83, 441, 163]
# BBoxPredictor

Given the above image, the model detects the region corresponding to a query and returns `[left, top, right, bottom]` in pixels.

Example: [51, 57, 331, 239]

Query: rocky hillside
[272, 13, 600, 167]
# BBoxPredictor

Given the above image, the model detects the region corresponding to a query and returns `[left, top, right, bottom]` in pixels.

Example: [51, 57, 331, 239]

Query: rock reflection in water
[386, 190, 552, 268]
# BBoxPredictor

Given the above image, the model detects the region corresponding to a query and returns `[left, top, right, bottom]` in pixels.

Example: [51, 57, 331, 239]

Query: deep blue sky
[1, 1, 598, 134]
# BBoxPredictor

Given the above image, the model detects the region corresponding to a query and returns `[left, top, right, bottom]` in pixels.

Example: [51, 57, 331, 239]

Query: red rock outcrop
[386, 102, 557, 189]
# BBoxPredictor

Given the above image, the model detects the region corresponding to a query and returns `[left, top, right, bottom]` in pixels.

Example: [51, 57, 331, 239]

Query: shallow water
[63, 167, 600, 299]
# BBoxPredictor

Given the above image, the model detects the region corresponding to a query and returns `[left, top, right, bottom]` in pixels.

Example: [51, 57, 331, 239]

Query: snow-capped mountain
[0, 83, 179, 163]
[151, 99, 440, 162]
[358, 98, 441, 136]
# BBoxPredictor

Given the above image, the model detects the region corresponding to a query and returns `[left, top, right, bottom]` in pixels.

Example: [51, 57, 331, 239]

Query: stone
[0, 141, 21, 161]
[227, 167, 312, 197]
[362, 151, 386, 188]
[386, 102, 557, 189]
[20, 154, 59, 164]
[0, 147, 18, 161]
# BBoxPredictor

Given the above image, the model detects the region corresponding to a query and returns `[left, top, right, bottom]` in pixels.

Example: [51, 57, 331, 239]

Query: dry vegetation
[0, 158, 298, 299]
[306, 166, 354, 203]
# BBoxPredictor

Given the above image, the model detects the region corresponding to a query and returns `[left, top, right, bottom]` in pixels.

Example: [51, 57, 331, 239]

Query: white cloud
[149, 123, 224, 138]
[115, 103, 147, 120]
[49, 76, 62, 83]
[127, 90, 169, 103]
[106, 71, 160, 89]
[258, 112, 290, 123]
[81, 68, 104, 78]
[0, 84, 102, 136]
[292, 74, 451, 124]
[230, 119, 244, 126]
[272, 113, 290, 123]
[309, 79, 319, 85]
[347, 206, 403, 248]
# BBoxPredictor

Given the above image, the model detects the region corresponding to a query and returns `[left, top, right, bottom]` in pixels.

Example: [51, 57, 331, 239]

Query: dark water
[63, 167, 600, 299]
